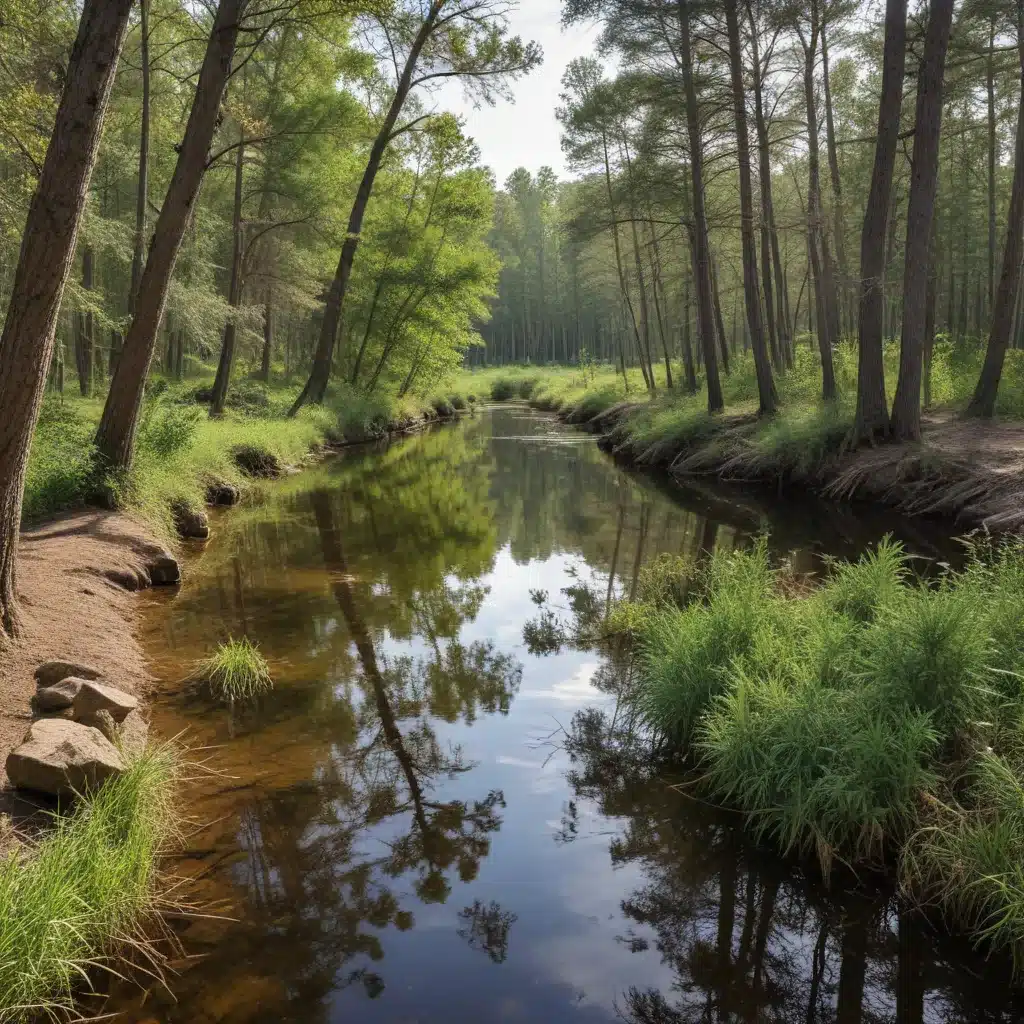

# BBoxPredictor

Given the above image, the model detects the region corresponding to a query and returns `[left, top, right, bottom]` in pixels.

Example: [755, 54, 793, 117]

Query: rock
[34, 660, 103, 688]
[6, 719, 124, 798]
[146, 553, 181, 586]
[35, 677, 87, 711]
[72, 680, 139, 723]
[171, 500, 210, 540]
[77, 709, 149, 756]
[105, 567, 145, 591]
[205, 482, 239, 506]
[118, 710, 150, 756]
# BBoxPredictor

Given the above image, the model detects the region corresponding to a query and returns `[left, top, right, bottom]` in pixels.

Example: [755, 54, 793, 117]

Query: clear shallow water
[98, 407, 1021, 1023]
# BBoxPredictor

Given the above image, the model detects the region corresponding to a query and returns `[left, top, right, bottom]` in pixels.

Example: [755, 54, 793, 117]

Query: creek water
[100, 406, 1022, 1023]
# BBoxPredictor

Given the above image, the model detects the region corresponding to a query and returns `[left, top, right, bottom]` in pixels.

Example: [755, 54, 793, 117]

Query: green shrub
[0, 743, 180, 1020]
[820, 535, 909, 624]
[449, 394, 467, 411]
[23, 398, 96, 520]
[432, 396, 455, 418]
[490, 378, 516, 401]
[138, 399, 201, 460]
[193, 637, 273, 702]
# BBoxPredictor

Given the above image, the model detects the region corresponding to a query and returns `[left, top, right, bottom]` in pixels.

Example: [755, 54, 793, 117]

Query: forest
[6, 0, 1024, 1016]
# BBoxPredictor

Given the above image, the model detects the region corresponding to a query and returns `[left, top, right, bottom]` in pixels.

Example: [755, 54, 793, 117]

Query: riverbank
[604, 537, 1024, 970]
[26, 376, 479, 544]
[461, 347, 1024, 531]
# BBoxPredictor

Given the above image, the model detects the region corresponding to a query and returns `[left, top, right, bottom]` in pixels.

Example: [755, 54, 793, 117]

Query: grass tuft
[192, 637, 273, 702]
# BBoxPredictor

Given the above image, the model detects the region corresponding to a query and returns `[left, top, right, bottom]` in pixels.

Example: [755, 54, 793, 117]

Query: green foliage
[193, 637, 273, 702]
[22, 397, 98, 521]
[0, 743, 180, 1021]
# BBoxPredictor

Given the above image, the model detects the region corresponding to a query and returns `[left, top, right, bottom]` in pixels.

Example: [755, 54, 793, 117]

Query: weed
[192, 637, 273, 702]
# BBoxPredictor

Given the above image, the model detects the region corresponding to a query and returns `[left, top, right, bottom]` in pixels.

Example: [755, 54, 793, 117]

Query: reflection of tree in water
[563, 708, 1024, 1024]
[457, 899, 518, 963]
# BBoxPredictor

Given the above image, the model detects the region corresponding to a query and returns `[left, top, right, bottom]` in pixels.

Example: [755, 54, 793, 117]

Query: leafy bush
[490, 378, 516, 401]
[138, 399, 201, 460]
[23, 398, 96, 520]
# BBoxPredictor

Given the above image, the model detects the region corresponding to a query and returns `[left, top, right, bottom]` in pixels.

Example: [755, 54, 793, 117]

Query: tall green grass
[625, 535, 1024, 959]
[0, 743, 180, 1021]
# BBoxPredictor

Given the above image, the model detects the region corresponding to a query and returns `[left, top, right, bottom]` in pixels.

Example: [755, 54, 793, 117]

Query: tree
[890, 0, 955, 441]
[854, 0, 906, 441]
[0, 0, 134, 639]
[969, 0, 1024, 418]
[289, 0, 540, 412]
[724, 0, 775, 414]
[95, 0, 247, 472]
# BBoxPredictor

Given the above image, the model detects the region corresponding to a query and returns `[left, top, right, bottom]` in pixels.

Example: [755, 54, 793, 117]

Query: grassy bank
[466, 341, 1024, 529]
[0, 743, 180, 1020]
[618, 537, 1024, 967]
[25, 374, 478, 541]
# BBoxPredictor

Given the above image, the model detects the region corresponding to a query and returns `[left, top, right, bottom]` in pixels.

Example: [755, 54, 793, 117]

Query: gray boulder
[72, 681, 139, 723]
[35, 677, 87, 711]
[34, 660, 103, 688]
[76, 708, 149, 756]
[6, 719, 124, 798]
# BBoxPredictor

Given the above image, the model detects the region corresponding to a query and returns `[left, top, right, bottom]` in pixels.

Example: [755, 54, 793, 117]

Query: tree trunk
[711, 254, 731, 374]
[259, 291, 273, 381]
[725, 0, 775, 414]
[678, 0, 723, 412]
[681, 267, 697, 392]
[289, 1, 442, 414]
[210, 131, 245, 416]
[96, 0, 244, 470]
[970, 14, 1024, 418]
[988, 18, 998, 317]
[890, 0, 954, 441]
[75, 245, 95, 397]
[821, 21, 849, 335]
[854, 0, 906, 441]
[802, 16, 838, 399]
[647, 218, 674, 387]
[746, 0, 786, 368]
[0, 0, 133, 639]
[129, 0, 150, 312]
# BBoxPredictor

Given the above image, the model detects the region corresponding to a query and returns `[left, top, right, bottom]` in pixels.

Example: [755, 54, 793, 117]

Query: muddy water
[100, 407, 1021, 1023]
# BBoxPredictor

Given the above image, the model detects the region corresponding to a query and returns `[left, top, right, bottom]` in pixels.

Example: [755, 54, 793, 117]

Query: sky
[433, 1, 605, 188]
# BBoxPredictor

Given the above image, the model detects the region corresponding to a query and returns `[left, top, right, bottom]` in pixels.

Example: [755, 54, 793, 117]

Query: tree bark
[210, 131, 245, 416]
[854, 0, 906, 441]
[746, 0, 786, 368]
[0, 0, 133, 639]
[289, 0, 442, 414]
[988, 18, 998, 317]
[711, 254, 731, 374]
[678, 0, 723, 412]
[96, 0, 244, 470]
[725, 0, 775, 414]
[821, 20, 849, 335]
[130, 0, 150, 312]
[259, 291, 273, 381]
[969, 12, 1024, 418]
[75, 245, 96, 397]
[802, 13, 838, 399]
[890, 0, 954, 441]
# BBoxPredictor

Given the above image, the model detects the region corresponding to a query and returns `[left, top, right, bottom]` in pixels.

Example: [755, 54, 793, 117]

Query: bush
[432, 396, 455, 418]
[449, 394, 467, 411]
[23, 398, 96, 520]
[490, 378, 516, 401]
[138, 399, 201, 460]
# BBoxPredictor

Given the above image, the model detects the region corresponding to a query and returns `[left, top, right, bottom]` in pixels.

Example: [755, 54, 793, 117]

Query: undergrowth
[622, 535, 1024, 964]
[0, 742, 180, 1021]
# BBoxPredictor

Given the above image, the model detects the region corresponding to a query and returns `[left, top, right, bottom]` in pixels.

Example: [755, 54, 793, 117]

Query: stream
[100, 406, 1023, 1023]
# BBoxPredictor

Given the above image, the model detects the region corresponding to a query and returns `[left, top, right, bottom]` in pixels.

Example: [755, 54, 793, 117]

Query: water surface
[100, 407, 1020, 1023]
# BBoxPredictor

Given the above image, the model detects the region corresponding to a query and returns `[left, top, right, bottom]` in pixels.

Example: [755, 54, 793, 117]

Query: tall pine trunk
[210, 132, 245, 416]
[96, 0, 244, 470]
[988, 18, 998, 317]
[821, 21, 849, 336]
[725, 0, 775, 414]
[969, 5, 1024, 418]
[0, 0, 133, 639]
[130, 0, 150, 311]
[259, 292, 273, 381]
[678, 0, 723, 412]
[890, 0, 954, 440]
[854, 0, 906, 441]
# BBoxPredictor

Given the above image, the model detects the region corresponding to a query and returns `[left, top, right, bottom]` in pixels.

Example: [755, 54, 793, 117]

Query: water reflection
[98, 408, 1014, 1022]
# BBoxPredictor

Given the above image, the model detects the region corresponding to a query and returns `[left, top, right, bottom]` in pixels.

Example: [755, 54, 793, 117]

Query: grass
[191, 636, 273, 702]
[620, 535, 1024, 962]
[0, 742, 180, 1021]
[24, 371, 478, 541]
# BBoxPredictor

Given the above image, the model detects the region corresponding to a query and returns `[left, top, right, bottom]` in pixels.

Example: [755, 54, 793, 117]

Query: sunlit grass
[0, 743, 181, 1021]
[192, 637, 273, 702]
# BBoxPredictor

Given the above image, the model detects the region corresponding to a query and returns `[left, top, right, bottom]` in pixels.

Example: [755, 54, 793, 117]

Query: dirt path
[0, 511, 177, 794]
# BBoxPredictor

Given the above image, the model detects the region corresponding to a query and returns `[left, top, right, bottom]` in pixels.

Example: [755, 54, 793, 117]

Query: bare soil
[0, 510, 171, 797]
